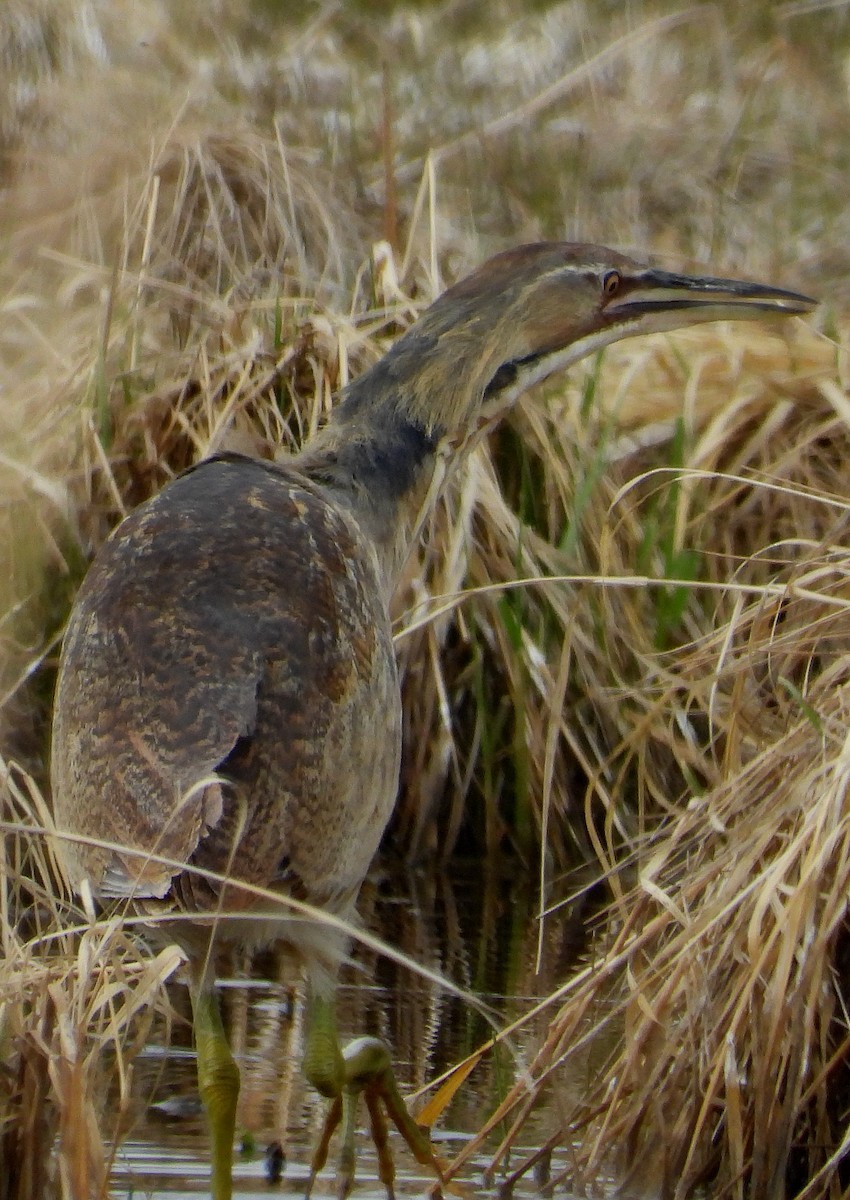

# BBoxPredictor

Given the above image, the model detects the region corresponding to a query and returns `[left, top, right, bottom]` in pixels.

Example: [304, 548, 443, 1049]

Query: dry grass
[444, 456, 850, 1197]
[2, 0, 850, 1196]
[0, 755, 182, 1199]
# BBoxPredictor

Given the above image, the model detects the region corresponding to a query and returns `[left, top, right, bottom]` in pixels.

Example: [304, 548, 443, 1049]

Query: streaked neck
[292, 379, 445, 596]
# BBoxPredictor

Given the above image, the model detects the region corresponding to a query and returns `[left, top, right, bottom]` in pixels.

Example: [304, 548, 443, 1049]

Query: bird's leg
[340, 1037, 442, 1180]
[191, 984, 241, 1200]
[363, 1086, 395, 1199]
[306, 1095, 343, 1197]
[302, 991, 346, 1097]
[304, 992, 347, 1197]
[337, 1085, 362, 1200]
[302, 990, 443, 1199]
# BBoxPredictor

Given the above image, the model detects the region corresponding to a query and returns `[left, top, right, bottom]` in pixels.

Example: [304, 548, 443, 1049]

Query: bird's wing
[51, 454, 386, 901]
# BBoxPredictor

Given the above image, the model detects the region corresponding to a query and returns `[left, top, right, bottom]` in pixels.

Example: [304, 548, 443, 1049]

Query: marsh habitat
[2, 3, 850, 1198]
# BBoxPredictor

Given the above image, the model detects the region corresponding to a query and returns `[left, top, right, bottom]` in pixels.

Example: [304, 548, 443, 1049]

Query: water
[108, 862, 595, 1198]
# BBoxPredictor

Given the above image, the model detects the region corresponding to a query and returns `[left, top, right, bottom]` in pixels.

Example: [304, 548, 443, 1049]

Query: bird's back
[51, 453, 401, 919]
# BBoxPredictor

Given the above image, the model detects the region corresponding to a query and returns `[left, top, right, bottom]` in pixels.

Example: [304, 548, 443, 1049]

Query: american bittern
[50, 243, 814, 1198]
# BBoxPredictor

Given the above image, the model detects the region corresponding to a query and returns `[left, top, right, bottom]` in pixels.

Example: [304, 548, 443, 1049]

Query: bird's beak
[482, 264, 816, 411]
[606, 269, 817, 330]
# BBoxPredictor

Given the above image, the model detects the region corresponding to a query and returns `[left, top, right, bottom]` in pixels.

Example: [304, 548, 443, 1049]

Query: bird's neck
[291, 312, 511, 595]
[291, 363, 487, 596]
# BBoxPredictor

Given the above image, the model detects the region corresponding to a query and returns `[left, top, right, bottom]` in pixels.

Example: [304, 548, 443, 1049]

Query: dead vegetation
[2, 1, 850, 1196]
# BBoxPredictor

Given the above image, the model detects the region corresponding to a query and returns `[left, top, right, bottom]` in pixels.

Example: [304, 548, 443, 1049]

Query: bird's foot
[305, 1036, 444, 1200]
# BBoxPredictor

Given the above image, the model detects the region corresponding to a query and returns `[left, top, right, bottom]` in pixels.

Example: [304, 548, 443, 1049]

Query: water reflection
[114, 862, 594, 1198]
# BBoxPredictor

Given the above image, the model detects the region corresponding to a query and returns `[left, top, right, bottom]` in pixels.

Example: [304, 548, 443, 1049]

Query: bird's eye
[603, 270, 621, 298]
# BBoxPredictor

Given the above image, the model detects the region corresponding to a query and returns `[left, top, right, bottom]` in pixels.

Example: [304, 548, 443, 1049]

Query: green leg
[306, 1095, 343, 1198]
[304, 993, 347, 1199]
[340, 1037, 439, 1172]
[302, 993, 345, 1098]
[337, 1087, 360, 1200]
[191, 984, 241, 1200]
[302, 991, 443, 1199]
[363, 1090, 396, 1200]
[364, 1062, 437, 1171]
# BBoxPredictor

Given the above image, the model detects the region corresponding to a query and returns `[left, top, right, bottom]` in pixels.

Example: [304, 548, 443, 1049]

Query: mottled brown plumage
[53, 455, 399, 932]
[50, 243, 814, 1199]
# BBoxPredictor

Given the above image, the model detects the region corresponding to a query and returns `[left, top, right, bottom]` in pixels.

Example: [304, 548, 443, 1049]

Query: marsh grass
[2, 1, 850, 1196]
[0, 755, 183, 1199]
[447, 554, 850, 1197]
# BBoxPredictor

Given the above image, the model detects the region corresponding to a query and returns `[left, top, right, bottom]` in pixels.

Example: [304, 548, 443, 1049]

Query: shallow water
[110, 862, 596, 1199]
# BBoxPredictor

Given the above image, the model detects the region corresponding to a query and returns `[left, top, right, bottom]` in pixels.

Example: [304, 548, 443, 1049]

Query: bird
[50, 242, 815, 1200]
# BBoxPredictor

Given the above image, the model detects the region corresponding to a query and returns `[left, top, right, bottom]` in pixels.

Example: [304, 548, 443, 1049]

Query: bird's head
[389, 241, 815, 436]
